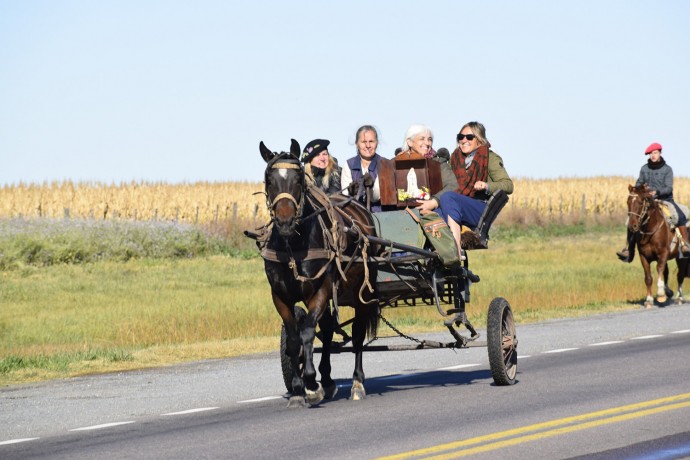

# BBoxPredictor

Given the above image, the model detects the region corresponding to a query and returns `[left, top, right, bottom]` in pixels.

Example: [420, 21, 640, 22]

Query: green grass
[0, 218, 671, 386]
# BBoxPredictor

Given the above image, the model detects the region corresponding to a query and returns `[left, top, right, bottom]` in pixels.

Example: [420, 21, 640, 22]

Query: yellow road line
[379, 392, 690, 460]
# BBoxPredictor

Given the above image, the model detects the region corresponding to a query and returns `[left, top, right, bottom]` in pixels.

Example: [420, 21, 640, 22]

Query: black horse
[258, 139, 379, 407]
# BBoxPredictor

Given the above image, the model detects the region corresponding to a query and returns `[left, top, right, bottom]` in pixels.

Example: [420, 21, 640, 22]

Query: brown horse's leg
[640, 256, 654, 308]
[656, 257, 669, 303]
[676, 258, 689, 304]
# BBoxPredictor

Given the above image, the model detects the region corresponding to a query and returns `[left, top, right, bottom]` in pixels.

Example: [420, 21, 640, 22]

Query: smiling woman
[414, 121, 514, 258]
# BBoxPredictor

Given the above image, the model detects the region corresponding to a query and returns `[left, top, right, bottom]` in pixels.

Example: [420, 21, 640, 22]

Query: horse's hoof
[644, 302, 654, 309]
[305, 383, 325, 405]
[323, 382, 338, 400]
[351, 381, 366, 401]
[287, 396, 308, 408]
[657, 296, 667, 303]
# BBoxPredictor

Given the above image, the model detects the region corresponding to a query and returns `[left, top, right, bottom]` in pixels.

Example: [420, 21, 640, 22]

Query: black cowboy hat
[301, 139, 330, 163]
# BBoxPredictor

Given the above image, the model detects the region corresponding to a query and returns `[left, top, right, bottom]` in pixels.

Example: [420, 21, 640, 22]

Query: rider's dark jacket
[636, 158, 674, 201]
[635, 157, 687, 226]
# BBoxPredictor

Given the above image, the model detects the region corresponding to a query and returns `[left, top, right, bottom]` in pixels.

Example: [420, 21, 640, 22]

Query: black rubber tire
[280, 306, 306, 393]
[487, 297, 517, 385]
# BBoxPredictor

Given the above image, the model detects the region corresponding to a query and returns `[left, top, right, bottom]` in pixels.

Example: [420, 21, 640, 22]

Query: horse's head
[260, 139, 305, 237]
[627, 184, 655, 232]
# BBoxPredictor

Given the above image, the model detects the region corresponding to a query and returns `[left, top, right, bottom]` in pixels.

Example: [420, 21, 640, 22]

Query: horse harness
[259, 159, 373, 296]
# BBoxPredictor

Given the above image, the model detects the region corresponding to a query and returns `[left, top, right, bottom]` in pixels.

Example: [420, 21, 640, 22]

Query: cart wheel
[280, 306, 306, 393]
[487, 297, 517, 385]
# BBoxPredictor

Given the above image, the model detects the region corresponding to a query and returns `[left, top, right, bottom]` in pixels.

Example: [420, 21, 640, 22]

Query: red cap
[645, 142, 662, 155]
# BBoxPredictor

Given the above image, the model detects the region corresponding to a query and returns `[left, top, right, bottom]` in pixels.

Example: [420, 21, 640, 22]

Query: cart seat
[460, 189, 509, 250]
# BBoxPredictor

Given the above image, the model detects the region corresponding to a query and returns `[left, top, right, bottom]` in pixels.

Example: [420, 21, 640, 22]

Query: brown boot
[616, 246, 632, 263]
[678, 225, 690, 257]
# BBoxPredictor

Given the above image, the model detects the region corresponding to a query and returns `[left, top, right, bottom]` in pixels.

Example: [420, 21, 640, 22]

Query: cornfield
[1, 176, 689, 224]
[0, 180, 269, 223]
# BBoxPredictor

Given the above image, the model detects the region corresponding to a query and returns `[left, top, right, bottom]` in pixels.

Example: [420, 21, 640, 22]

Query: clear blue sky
[1, 0, 689, 186]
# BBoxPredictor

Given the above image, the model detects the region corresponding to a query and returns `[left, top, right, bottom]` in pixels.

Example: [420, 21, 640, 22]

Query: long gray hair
[402, 124, 433, 152]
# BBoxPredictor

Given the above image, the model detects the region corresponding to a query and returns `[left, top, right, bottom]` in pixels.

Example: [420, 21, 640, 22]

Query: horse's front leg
[656, 258, 669, 303]
[301, 285, 331, 406]
[640, 256, 654, 308]
[317, 302, 338, 400]
[272, 293, 307, 407]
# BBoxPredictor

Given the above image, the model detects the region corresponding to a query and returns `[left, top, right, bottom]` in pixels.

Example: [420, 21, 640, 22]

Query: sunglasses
[457, 134, 476, 141]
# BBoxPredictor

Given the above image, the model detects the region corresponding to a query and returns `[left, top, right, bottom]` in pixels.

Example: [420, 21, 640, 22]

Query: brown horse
[257, 140, 379, 407]
[626, 184, 690, 308]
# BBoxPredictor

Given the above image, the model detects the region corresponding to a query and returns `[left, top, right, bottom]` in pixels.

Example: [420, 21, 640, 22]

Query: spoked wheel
[487, 297, 517, 385]
[280, 306, 306, 393]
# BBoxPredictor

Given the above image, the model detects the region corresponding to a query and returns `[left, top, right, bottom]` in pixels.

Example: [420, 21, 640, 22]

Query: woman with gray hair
[342, 125, 384, 211]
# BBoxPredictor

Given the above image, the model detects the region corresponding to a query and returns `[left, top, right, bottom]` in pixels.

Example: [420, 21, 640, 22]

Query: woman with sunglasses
[416, 121, 513, 255]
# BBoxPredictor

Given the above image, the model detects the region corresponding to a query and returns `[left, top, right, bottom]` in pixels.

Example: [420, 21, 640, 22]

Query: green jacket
[432, 150, 513, 204]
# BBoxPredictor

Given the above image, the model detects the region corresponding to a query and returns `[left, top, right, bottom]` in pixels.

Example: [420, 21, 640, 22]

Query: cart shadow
[329, 367, 512, 401]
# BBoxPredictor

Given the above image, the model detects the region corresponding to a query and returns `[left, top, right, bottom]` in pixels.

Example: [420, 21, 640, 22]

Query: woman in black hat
[301, 139, 342, 195]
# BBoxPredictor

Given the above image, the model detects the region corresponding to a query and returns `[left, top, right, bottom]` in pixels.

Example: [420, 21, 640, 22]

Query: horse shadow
[627, 295, 688, 308]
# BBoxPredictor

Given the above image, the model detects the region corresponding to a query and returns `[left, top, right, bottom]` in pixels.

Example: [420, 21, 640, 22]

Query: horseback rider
[617, 142, 690, 262]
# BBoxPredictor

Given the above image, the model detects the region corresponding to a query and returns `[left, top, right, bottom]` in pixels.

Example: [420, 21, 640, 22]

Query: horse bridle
[627, 193, 651, 233]
[265, 154, 306, 222]
[627, 192, 665, 236]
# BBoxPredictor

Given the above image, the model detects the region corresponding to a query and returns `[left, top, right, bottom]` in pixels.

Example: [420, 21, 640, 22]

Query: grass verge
[0, 223, 661, 386]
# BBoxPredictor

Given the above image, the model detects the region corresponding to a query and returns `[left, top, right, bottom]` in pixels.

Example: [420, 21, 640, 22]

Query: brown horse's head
[627, 184, 656, 232]
[260, 139, 305, 237]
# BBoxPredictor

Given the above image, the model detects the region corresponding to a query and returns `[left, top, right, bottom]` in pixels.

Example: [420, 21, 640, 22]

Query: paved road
[2, 303, 690, 459]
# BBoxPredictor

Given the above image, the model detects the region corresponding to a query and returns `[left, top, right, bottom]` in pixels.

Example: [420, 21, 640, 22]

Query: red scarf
[450, 145, 489, 198]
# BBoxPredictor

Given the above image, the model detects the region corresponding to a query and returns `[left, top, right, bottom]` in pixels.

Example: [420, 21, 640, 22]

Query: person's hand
[362, 173, 374, 188]
[415, 198, 438, 215]
[474, 181, 488, 191]
[650, 190, 657, 197]
[347, 181, 360, 197]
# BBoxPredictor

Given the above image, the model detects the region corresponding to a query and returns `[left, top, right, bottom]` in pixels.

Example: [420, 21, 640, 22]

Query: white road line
[671, 329, 690, 334]
[631, 335, 664, 340]
[589, 341, 625, 346]
[543, 348, 579, 354]
[161, 407, 219, 416]
[437, 363, 480, 371]
[69, 421, 135, 431]
[0, 438, 40, 446]
[237, 396, 283, 404]
[519, 355, 531, 359]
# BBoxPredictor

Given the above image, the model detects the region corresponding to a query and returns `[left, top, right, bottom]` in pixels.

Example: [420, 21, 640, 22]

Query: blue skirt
[436, 192, 486, 229]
